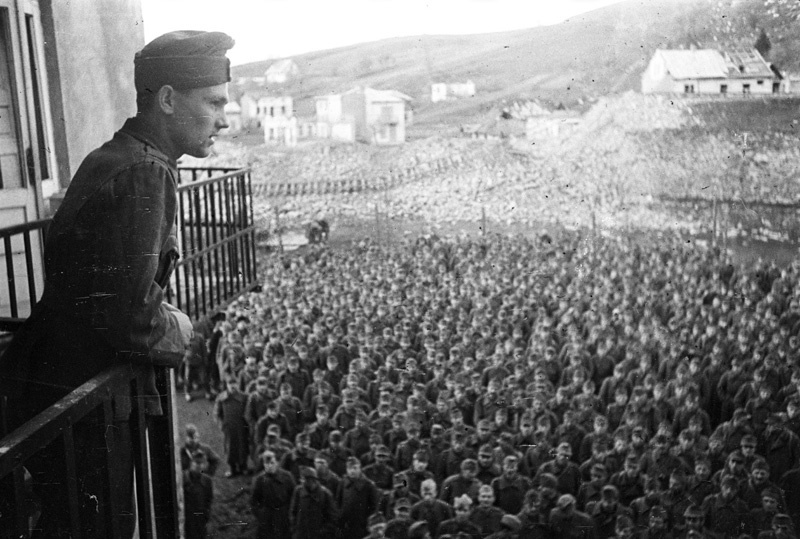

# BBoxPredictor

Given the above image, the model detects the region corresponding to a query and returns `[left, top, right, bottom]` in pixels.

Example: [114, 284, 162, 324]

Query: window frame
[0, 0, 56, 204]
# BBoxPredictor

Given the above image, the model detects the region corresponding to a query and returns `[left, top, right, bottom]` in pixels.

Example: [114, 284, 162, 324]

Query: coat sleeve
[87, 162, 188, 366]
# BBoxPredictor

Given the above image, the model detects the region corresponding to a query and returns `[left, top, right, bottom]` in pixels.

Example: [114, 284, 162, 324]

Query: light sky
[141, 0, 625, 66]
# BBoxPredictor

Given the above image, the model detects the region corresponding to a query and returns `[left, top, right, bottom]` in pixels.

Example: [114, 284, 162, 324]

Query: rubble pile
[204, 92, 800, 237]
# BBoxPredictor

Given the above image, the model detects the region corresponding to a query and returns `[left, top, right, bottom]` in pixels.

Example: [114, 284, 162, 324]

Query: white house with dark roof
[265, 59, 300, 84]
[642, 48, 779, 95]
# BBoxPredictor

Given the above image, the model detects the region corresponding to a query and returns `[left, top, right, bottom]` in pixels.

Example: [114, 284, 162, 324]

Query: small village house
[431, 80, 476, 102]
[239, 92, 289, 128]
[342, 87, 412, 145]
[641, 48, 779, 95]
[781, 73, 800, 94]
[265, 58, 300, 84]
[315, 87, 412, 145]
[259, 95, 297, 146]
[314, 93, 352, 141]
[526, 110, 582, 142]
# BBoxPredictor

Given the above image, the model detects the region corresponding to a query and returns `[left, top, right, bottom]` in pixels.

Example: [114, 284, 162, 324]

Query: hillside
[231, 0, 800, 128]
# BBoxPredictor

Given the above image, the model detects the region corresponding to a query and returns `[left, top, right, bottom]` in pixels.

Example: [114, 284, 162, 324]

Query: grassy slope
[231, 0, 700, 125]
[232, 0, 800, 131]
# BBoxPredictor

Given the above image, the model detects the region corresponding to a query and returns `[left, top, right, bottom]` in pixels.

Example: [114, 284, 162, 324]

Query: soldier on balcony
[0, 30, 234, 537]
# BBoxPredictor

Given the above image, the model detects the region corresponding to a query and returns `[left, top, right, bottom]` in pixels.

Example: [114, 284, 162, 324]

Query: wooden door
[0, 2, 47, 317]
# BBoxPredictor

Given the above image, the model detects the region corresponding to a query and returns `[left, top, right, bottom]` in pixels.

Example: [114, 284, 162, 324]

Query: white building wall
[431, 83, 447, 103]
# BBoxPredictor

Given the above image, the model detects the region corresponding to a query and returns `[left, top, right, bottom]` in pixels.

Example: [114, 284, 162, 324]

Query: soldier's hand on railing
[164, 302, 194, 345]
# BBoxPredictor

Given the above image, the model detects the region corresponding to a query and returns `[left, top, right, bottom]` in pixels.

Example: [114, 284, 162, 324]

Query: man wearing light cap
[0, 30, 233, 537]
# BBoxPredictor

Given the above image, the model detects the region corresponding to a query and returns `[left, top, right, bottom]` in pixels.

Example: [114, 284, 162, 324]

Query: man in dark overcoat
[337, 457, 381, 539]
[290, 466, 338, 539]
[251, 450, 296, 539]
[215, 378, 250, 476]
[184, 450, 214, 539]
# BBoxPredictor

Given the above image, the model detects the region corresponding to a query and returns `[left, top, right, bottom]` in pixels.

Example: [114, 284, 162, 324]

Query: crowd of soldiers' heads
[215, 230, 800, 532]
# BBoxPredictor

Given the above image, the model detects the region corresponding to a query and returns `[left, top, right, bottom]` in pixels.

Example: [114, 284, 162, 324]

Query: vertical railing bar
[174, 262, 183, 317]
[132, 377, 155, 539]
[4, 235, 18, 318]
[184, 188, 195, 319]
[102, 399, 121, 539]
[215, 178, 229, 303]
[151, 368, 180, 537]
[233, 174, 246, 293]
[194, 188, 206, 318]
[236, 172, 250, 288]
[222, 177, 233, 295]
[22, 230, 36, 307]
[187, 186, 198, 321]
[238, 172, 251, 286]
[13, 466, 26, 536]
[246, 171, 257, 284]
[203, 182, 213, 315]
[223, 177, 234, 299]
[175, 186, 186, 312]
[208, 182, 221, 311]
[190, 189, 200, 320]
[232, 175, 243, 291]
[230, 175, 239, 293]
[62, 426, 83, 539]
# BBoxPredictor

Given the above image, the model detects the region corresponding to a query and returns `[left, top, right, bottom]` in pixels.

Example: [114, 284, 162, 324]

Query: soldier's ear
[158, 85, 177, 115]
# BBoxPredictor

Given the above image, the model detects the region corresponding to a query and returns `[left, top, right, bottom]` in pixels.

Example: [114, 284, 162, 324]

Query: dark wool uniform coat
[290, 483, 338, 539]
[336, 475, 380, 539]
[215, 388, 250, 470]
[0, 118, 188, 538]
[0, 117, 186, 425]
[184, 470, 213, 539]
[250, 469, 297, 539]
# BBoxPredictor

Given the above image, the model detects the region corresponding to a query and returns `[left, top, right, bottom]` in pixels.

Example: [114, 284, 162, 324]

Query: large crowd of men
[181, 230, 800, 539]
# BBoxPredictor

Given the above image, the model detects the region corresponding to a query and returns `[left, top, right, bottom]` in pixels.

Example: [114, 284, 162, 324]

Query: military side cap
[301, 466, 318, 479]
[500, 515, 521, 531]
[684, 504, 704, 518]
[454, 494, 472, 509]
[368, 513, 386, 527]
[556, 494, 576, 509]
[395, 497, 411, 510]
[135, 30, 234, 93]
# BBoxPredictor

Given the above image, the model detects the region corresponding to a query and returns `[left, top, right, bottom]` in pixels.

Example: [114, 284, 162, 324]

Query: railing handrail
[0, 363, 132, 478]
[177, 167, 251, 191]
[0, 219, 50, 239]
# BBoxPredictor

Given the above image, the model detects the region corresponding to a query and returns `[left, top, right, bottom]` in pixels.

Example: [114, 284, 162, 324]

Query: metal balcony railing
[0, 363, 179, 538]
[172, 166, 259, 320]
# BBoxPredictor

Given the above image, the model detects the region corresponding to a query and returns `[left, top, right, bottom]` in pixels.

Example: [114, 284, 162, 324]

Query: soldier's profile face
[170, 83, 229, 158]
